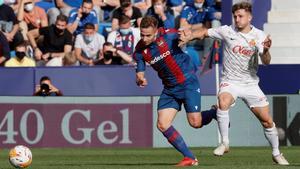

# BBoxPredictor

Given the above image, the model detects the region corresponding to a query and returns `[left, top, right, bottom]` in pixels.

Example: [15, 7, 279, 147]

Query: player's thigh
[218, 82, 237, 110]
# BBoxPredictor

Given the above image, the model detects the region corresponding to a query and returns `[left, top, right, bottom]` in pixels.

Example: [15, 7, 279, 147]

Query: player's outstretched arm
[136, 72, 148, 88]
[178, 27, 208, 47]
[260, 35, 272, 65]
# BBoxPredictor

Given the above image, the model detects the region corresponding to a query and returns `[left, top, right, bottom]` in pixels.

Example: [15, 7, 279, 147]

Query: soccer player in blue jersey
[133, 16, 217, 166]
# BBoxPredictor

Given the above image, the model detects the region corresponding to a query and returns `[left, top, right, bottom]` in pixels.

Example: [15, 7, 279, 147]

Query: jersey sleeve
[68, 9, 78, 24]
[133, 51, 146, 72]
[207, 25, 227, 40]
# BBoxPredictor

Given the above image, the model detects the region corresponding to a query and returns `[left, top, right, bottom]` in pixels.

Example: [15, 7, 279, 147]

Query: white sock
[217, 109, 230, 145]
[264, 122, 280, 156]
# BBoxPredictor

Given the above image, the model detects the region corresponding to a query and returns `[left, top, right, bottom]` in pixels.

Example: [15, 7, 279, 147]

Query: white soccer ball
[9, 145, 32, 168]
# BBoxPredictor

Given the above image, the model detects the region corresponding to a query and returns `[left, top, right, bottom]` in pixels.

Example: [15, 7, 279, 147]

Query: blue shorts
[158, 74, 201, 113]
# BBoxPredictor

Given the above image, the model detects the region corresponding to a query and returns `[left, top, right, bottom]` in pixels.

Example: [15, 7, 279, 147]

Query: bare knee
[188, 117, 202, 128]
[157, 121, 171, 132]
[218, 94, 234, 110]
[262, 119, 274, 128]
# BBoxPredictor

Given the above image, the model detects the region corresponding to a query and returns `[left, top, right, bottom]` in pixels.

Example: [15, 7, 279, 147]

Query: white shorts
[218, 81, 269, 108]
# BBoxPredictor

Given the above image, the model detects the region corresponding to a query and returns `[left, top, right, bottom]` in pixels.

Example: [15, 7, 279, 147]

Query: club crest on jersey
[248, 39, 256, 47]
[157, 40, 164, 46]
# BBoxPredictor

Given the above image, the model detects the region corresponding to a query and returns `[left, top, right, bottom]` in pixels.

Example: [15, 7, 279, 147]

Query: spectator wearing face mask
[17, 0, 48, 41]
[146, 0, 175, 29]
[27, 14, 73, 66]
[107, 15, 140, 63]
[5, 41, 36, 67]
[74, 23, 105, 66]
[111, 0, 142, 31]
[67, 0, 98, 36]
[95, 42, 133, 65]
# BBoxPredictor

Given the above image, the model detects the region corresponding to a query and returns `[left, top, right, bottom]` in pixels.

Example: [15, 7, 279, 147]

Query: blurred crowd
[0, 0, 222, 67]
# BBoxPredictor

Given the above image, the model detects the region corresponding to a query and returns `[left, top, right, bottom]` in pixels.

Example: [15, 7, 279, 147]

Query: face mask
[103, 51, 113, 60]
[16, 51, 26, 60]
[54, 26, 64, 35]
[194, 2, 204, 9]
[0, 0, 4, 6]
[119, 28, 131, 35]
[84, 34, 94, 43]
[24, 3, 34, 12]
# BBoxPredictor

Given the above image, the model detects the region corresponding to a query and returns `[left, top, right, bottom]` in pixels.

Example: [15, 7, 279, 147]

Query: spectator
[46, 51, 77, 66]
[74, 23, 105, 66]
[0, 1, 24, 50]
[17, 0, 48, 41]
[5, 41, 36, 67]
[180, 0, 220, 64]
[0, 31, 10, 66]
[111, 0, 142, 31]
[27, 14, 73, 66]
[95, 42, 133, 65]
[67, 0, 98, 36]
[94, 0, 119, 22]
[167, 0, 184, 17]
[133, 0, 151, 15]
[146, 0, 175, 29]
[4, 0, 19, 13]
[34, 76, 63, 96]
[180, 0, 216, 29]
[107, 15, 140, 63]
[47, 0, 101, 25]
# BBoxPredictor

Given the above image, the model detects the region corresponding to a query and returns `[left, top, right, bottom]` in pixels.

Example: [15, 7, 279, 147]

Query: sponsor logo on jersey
[149, 51, 171, 64]
[232, 45, 255, 57]
[220, 83, 229, 88]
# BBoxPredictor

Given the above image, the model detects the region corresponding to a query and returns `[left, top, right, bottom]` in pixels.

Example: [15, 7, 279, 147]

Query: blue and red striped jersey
[133, 28, 197, 87]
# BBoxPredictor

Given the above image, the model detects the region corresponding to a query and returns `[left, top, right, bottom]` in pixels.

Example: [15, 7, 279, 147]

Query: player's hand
[136, 77, 148, 88]
[262, 35, 272, 50]
[178, 28, 192, 47]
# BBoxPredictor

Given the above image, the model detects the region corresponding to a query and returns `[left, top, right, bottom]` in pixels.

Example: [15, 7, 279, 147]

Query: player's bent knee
[156, 122, 170, 132]
[262, 120, 274, 128]
[188, 119, 202, 128]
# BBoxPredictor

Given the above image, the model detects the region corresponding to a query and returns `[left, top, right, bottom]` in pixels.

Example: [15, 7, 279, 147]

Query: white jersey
[208, 25, 267, 84]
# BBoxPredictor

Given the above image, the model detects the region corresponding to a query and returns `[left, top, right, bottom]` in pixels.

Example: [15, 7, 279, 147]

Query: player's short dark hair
[119, 15, 131, 25]
[82, 0, 93, 5]
[120, 0, 131, 8]
[56, 14, 68, 23]
[140, 16, 158, 29]
[232, 2, 252, 14]
[84, 23, 95, 30]
[40, 76, 51, 83]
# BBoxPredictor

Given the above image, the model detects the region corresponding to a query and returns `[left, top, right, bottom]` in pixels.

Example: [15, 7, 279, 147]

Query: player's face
[233, 9, 252, 30]
[140, 27, 157, 46]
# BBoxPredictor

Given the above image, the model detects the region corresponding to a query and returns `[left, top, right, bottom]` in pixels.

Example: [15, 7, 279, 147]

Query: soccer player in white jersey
[178, 1, 289, 165]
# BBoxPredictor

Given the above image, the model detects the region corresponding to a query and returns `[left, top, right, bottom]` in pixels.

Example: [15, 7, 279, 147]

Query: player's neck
[238, 25, 252, 34]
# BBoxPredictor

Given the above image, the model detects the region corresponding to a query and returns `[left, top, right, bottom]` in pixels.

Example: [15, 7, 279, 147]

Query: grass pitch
[1, 146, 299, 169]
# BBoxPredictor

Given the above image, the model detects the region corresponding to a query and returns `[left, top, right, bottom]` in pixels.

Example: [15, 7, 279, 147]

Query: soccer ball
[9, 145, 32, 168]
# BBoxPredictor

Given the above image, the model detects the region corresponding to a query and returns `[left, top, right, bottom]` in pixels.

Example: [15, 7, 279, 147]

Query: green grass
[1, 147, 299, 169]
